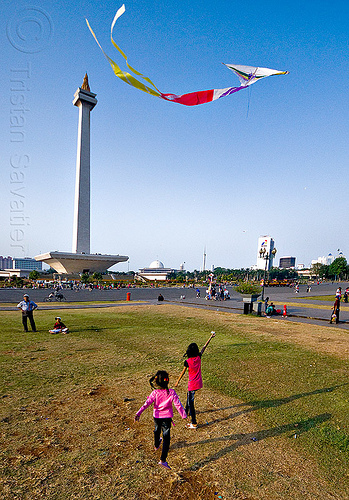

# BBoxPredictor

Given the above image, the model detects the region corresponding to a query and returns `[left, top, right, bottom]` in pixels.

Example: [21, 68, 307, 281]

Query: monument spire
[71, 75, 97, 254]
[81, 73, 91, 92]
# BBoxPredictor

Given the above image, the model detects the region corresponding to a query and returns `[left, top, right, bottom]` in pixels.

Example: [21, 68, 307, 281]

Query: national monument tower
[35, 75, 128, 274]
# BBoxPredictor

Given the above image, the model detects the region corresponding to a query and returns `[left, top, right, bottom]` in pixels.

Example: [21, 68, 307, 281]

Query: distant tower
[256, 236, 275, 270]
[202, 247, 206, 272]
[72, 74, 97, 254]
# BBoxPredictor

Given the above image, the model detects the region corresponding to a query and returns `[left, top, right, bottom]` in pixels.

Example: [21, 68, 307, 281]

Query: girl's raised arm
[200, 331, 216, 356]
[174, 366, 187, 387]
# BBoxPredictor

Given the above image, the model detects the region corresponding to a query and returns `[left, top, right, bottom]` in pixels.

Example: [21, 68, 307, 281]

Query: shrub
[235, 282, 261, 295]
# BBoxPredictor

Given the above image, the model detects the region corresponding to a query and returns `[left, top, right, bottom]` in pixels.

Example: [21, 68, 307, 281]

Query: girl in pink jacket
[134, 370, 187, 470]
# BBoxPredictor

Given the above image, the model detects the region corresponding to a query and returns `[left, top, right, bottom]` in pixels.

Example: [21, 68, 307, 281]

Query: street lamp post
[259, 247, 277, 301]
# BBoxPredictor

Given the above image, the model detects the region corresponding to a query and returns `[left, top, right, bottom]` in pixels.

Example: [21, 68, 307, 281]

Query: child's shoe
[154, 438, 162, 450]
[158, 460, 171, 470]
[186, 423, 197, 429]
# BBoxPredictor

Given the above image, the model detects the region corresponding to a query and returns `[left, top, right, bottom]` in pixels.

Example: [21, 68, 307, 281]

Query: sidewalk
[2, 290, 349, 330]
[166, 296, 349, 330]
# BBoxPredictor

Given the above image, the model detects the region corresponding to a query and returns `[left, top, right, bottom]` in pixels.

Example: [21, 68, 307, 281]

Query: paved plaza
[1, 282, 349, 329]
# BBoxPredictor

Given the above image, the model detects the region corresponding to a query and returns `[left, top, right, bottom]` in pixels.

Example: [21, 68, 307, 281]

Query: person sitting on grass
[49, 317, 69, 334]
[265, 303, 277, 316]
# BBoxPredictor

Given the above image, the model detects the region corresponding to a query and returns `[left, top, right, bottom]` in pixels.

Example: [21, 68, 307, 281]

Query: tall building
[13, 257, 42, 271]
[0, 256, 13, 270]
[256, 236, 276, 271]
[311, 253, 335, 267]
[279, 256, 296, 269]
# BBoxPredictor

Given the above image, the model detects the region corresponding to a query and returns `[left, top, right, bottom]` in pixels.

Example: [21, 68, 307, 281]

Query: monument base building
[35, 251, 127, 275]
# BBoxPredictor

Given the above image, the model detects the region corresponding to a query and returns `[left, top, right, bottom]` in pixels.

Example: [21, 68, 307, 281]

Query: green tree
[80, 272, 90, 284]
[29, 270, 40, 280]
[268, 268, 297, 280]
[10, 276, 23, 287]
[329, 257, 348, 280]
[92, 272, 102, 280]
[311, 263, 329, 279]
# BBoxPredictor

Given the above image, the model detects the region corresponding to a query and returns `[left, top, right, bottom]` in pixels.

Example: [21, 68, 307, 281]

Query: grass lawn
[1, 304, 349, 499]
[299, 295, 336, 302]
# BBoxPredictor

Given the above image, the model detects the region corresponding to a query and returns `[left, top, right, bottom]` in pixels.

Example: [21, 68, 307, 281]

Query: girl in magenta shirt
[134, 370, 187, 470]
[175, 331, 215, 429]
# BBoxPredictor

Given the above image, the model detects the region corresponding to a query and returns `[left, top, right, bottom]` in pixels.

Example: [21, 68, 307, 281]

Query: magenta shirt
[136, 388, 187, 419]
[185, 355, 203, 391]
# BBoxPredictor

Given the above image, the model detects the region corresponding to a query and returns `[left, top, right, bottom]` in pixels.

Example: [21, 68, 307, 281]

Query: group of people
[263, 297, 281, 316]
[205, 285, 230, 301]
[134, 331, 215, 470]
[337, 286, 349, 303]
[17, 294, 69, 334]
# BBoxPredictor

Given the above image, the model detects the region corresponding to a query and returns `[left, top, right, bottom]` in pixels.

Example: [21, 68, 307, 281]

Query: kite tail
[86, 16, 161, 98]
[161, 85, 247, 106]
[109, 5, 163, 94]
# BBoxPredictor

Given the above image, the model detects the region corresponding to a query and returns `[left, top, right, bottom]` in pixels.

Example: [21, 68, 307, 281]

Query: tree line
[310, 257, 348, 280]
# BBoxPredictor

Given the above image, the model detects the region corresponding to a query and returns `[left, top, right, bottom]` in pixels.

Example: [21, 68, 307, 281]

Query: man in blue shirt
[17, 294, 38, 332]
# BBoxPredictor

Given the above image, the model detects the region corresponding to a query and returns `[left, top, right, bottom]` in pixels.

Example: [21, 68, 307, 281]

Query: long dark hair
[184, 342, 200, 358]
[149, 370, 169, 392]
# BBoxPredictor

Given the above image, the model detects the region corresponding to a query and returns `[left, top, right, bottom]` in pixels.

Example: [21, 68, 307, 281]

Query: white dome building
[137, 260, 177, 281]
[149, 260, 165, 269]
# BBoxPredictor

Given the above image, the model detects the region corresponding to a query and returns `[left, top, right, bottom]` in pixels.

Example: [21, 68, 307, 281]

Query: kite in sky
[86, 4, 289, 107]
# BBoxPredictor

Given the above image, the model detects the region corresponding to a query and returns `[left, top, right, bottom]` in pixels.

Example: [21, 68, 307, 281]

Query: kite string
[246, 85, 252, 118]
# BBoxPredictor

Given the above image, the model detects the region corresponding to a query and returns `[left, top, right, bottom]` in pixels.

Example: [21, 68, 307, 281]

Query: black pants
[186, 390, 197, 424]
[154, 418, 171, 462]
[22, 311, 36, 332]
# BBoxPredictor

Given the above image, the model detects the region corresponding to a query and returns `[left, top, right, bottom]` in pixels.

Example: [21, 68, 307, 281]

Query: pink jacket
[136, 388, 187, 419]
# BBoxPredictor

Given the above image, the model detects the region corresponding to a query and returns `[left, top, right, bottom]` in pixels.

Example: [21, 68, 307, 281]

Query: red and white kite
[87, 5, 289, 106]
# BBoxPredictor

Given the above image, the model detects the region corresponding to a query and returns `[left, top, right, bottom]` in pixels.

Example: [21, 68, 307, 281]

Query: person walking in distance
[330, 296, 340, 324]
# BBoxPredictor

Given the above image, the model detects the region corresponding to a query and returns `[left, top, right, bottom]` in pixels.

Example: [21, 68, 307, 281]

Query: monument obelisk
[72, 74, 96, 254]
[35, 76, 128, 274]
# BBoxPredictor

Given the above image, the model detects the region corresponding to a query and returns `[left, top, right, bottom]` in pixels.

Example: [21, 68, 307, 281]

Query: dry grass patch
[1, 380, 340, 500]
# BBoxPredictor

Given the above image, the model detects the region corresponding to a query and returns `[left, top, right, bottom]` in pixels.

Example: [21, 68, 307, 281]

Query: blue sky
[1, 0, 348, 272]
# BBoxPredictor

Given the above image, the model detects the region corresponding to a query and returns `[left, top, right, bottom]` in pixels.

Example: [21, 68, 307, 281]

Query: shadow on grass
[199, 384, 346, 426]
[71, 326, 108, 333]
[172, 413, 332, 471]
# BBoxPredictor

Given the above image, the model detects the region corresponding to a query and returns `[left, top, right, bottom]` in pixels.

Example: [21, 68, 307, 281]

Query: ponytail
[149, 370, 170, 393]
